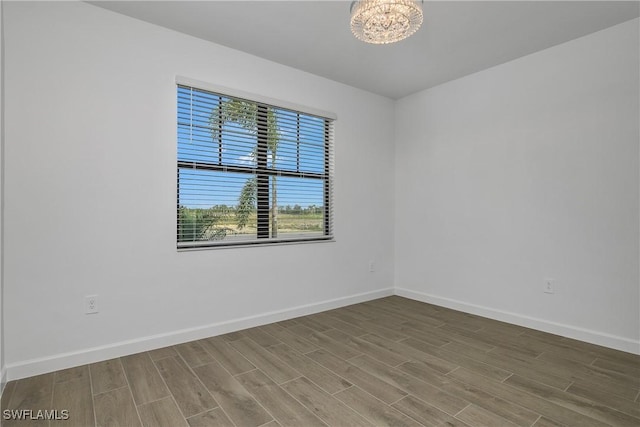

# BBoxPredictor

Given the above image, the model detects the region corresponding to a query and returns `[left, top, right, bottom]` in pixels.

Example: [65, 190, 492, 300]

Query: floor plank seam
[529, 414, 542, 426]
[149, 353, 193, 423]
[48, 373, 55, 427]
[278, 374, 304, 386]
[91, 383, 129, 397]
[507, 374, 630, 426]
[501, 373, 514, 383]
[88, 363, 98, 427]
[279, 379, 331, 427]
[131, 391, 171, 407]
[118, 357, 145, 427]
[386, 394, 407, 406]
[331, 384, 354, 396]
[232, 367, 259, 377]
[453, 402, 472, 417]
[175, 351, 224, 401]
[447, 365, 462, 375]
[336, 385, 399, 426]
[184, 401, 221, 419]
[223, 368, 277, 427]
[392, 359, 408, 369]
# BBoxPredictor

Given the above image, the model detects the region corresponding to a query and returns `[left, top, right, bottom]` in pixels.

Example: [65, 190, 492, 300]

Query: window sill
[177, 236, 335, 251]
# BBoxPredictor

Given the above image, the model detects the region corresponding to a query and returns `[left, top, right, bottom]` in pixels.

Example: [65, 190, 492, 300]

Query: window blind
[177, 83, 334, 249]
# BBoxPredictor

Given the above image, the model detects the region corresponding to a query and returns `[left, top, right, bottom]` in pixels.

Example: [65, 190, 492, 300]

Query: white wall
[0, 0, 5, 392]
[3, 1, 395, 379]
[395, 19, 640, 353]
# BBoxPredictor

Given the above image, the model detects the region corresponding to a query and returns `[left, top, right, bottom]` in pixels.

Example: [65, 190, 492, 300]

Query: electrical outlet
[543, 279, 554, 294]
[85, 295, 99, 314]
[368, 260, 375, 272]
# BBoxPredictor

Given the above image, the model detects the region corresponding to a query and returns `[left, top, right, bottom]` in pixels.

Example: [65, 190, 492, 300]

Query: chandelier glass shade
[350, 0, 424, 44]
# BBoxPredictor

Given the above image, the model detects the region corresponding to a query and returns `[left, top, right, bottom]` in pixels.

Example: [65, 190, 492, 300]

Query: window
[177, 81, 334, 249]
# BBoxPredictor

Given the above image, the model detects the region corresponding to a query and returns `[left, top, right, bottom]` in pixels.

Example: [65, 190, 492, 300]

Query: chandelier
[350, 0, 424, 45]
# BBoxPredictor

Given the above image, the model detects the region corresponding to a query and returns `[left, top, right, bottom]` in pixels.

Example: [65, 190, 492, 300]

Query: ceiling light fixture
[350, 0, 424, 45]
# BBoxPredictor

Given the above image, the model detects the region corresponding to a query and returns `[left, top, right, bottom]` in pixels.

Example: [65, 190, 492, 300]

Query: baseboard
[395, 287, 640, 355]
[6, 287, 394, 381]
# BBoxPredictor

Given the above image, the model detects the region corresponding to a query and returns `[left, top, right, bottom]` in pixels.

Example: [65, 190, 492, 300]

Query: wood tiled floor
[2, 296, 639, 426]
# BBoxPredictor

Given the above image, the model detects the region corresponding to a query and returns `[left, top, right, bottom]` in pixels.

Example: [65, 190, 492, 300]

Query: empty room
[0, 0, 638, 426]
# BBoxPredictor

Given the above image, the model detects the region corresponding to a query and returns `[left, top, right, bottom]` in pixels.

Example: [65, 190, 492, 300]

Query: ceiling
[90, 1, 640, 99]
